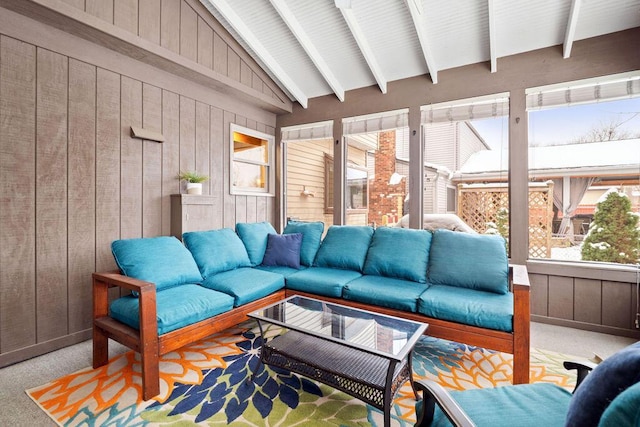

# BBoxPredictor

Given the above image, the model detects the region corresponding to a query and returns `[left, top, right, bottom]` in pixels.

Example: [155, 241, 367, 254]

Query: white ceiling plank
[564, 0, 582, 59]
[488, 0, 497, 73]
[269, 0, 345, 102]
[206, 0, 309, 108]
[404, 0, 438, 84]
[336, 2, 387, 94]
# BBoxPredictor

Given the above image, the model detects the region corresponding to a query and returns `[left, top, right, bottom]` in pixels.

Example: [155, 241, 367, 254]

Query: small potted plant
[177, 171, 209, 195]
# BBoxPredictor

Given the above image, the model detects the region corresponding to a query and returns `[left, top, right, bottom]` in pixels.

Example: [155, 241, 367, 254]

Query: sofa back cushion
[314, 225, 374, 271]
[283, 221, 324, 266]
[261, 233, 303, 269]
[363, 227, 432, 283]
[427, 229, 509, 294]
[111, 236, 202, 292]
[236, 221, 277, 266]
[183, 228, 251, 278]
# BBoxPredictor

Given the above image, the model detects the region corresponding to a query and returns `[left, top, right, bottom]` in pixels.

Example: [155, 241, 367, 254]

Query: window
[230, 124, 274, 196]
[446, 186, 457, 213]
[324, 154, 368, 213]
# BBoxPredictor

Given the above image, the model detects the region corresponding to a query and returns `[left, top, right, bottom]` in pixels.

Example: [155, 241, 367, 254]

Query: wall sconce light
[300, 186, 315, 197]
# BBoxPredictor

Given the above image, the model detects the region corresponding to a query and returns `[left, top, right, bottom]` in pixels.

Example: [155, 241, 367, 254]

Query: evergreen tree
[581, 190, 640, 264]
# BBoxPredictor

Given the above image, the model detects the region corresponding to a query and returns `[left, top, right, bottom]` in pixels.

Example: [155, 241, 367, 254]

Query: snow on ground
[550, 243, 583, 261]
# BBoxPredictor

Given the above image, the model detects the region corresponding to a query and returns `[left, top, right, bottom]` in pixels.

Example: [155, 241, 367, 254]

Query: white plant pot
[186, 182, 203, 195]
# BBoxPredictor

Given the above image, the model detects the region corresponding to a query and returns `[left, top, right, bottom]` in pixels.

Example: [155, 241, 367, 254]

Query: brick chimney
[368, 130, 405, 225]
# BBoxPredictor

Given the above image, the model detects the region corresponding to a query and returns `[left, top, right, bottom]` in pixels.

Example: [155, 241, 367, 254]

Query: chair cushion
[343, 275, 429, 312]
[201, 268, 284, 307]
[236, 222, 277, 266]
[285, 267, 362, 298]
[417, 284, 513, 332]
[261, 233, 303, 269]
[598, 381, 640, 427]
[111, 236, 202, 293]
[109, 284, 234, 335]
[428, 229, 509, 294]
[429, 383, 572, 427]
[566, 342, 640, 427]
[363, 227, 432, 283]
[254, 264, 306, 278]
[314, 225, 374, 271]
[283, 221, 324, 266]
[183, 228, 251, 278]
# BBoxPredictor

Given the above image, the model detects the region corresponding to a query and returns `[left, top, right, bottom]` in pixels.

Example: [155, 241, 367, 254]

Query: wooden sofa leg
[92, 327, 109, 369]
[141, 343, 160, 400]
[139, 286, 160, 400]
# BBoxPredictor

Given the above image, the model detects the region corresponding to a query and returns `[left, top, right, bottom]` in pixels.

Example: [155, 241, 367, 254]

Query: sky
[471, 97, 640, 150]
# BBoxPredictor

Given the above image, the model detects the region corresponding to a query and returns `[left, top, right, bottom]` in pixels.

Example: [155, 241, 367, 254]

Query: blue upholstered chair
[414, 342, 640, 427]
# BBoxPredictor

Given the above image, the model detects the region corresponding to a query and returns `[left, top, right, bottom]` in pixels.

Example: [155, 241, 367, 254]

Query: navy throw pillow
[565, 342, 640, 427]
[261, 233, 303, 269]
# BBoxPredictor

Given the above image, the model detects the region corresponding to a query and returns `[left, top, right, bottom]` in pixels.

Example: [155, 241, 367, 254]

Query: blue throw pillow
[314, 225, 374, 271]
[236, 222, 277, 266]
[261, 233, 303, 269]
[427, 229, 509, 294]
[283, 221, 324, 266]
[111, 236, 202, 293]
[565, 342, 640, 427]
[183, 228, 251, 278]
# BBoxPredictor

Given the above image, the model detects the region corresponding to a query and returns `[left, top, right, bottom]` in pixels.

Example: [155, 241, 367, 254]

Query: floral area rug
[27, 321, 575, 426]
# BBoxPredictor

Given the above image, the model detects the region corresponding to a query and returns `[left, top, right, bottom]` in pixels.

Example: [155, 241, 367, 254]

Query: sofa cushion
[314, 225, 374, 271]
[363, 227, 431, 283]
[236, 222, 277, 266]
[428, 383, 571, 427]
[183, 228, 251, 278]
[417, 284, 513, 332]
[428, 229, 509, 294]
[261, 233, 303, 269]
[598, 381, 640, 427]
[565, 342, 640, 427]
[111, 236, 202, 293]
[285, 267, 362, 298]
[202, 267, 284, 307]
[109, 284, 234, 335]
[343, 275, 429, 312]
[255, 264, 306, 278]
[283, 221, 324, 266]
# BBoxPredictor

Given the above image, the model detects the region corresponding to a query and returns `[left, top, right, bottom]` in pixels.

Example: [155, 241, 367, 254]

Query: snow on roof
[458, 139, 640, 176]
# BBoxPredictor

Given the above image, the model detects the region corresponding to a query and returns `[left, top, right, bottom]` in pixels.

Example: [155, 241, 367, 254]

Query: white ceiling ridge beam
[488, 0, 497, 73]
[336, 1, 387, 94]
[404, 0, 438, 84]
[269, 0, 345, 102]
[563, 0, 582, 59]
[207, 0, 309, 108]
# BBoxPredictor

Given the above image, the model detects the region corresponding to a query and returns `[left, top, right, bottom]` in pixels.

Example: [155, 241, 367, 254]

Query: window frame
[230, 124, 275, 197]
[324, 153, 369, 214]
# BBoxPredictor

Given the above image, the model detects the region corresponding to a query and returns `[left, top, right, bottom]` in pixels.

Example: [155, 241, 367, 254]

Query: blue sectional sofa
[92, 221, 530, 400]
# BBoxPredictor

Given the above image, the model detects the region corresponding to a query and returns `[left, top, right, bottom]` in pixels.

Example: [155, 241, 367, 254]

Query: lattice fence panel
[457, 182, 554, 258]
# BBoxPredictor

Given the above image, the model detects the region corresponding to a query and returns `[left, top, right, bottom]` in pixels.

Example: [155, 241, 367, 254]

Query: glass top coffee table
[248, 295, 428, 426]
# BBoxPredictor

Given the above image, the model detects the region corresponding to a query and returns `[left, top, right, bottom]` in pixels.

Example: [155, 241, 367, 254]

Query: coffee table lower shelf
[259, 329, 413, 425]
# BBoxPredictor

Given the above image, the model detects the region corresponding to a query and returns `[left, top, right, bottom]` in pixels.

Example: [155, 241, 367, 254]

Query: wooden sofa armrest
[563, 360, 597, 392]
[509, 264, 531, 385]
[414, 379, 475, 427]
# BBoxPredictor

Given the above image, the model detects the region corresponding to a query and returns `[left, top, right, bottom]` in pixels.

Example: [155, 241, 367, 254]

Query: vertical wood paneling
[195, 102, 210, 195]
[114, 0, 139, 35]
[95, 69, 121, 271]
[120, 76, 143, 239]
[240, 60, 251, 87]
[60, 0, 85, 9]
[228, 48, 240, 82]
[548, 276, 574, 320]
[210, 107, 224, 229]
[142, 84, 163, 237]
[234, 116, 247, 223]
[529, 273, 549, 316]
[602, 281, 632, 328]
[86, 0, 114, 23]
[179, 96, 196, 174]
[139, 0, 161, 44]
[246, 196, 257, 223]
[213, 32, 227, 75]
[574, 278, 602, 324]
[0, 36, 37, 352]
[223, 110, 235, 228]
[197, 17, 213, 69]
[35, 48, 68, 342]
[67, 59, 96, 333]
[161, 0, 180, 54]
[161, 91, 180, 235]
[180, 1, 198, 62]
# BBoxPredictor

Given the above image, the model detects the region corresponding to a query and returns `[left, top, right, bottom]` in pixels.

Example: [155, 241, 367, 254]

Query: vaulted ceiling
[200, 0, 640, 108]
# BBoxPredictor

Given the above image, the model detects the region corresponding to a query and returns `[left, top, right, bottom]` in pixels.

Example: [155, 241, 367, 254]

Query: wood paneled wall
[0, 27, 275, 365]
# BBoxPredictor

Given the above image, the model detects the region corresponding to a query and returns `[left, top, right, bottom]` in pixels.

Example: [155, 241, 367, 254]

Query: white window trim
[230, 124, 275, 197]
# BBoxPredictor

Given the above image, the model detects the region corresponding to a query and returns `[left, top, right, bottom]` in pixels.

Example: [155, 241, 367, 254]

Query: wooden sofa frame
[93, 264, 529, 400]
